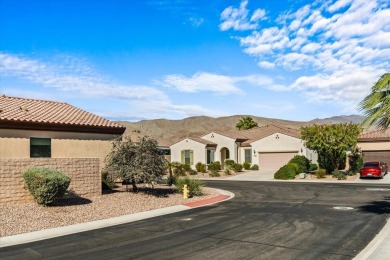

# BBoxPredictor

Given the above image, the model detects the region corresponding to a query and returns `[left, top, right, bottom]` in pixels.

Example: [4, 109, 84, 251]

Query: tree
[236, 116, 258, 130]
[359, 72, 390, 130]
[105, 136, 165, 192]
[300, 124, 362, 173]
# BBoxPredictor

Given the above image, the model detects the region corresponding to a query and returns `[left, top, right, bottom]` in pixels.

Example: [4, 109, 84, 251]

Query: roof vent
[19, 106, 29, 113]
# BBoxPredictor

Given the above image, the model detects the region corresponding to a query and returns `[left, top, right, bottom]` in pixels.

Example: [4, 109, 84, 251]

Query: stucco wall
[0, 129, 119, 167]
[249, 133, 318, 164]
[202, 133, 238, 163]
[170, 138, 207, 166]
[358, 141, 390, 151]
[0, 158, 101, 204]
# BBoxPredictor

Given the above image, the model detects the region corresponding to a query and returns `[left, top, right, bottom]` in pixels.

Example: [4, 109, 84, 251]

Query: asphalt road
[1, 181, 389, 260]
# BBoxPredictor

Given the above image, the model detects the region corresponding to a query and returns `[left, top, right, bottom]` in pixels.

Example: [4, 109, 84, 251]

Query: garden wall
[0, 158, 101, 204]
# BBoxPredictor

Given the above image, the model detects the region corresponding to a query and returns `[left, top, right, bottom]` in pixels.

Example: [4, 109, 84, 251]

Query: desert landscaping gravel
[0, 185, 219, 237]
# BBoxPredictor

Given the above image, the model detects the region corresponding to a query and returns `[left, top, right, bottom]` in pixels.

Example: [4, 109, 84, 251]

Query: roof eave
[0, 120, 126, 135]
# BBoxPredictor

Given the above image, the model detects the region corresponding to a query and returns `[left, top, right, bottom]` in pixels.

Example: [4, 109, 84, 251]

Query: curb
[353, 217, 390, 260]
[0, 188, 234, 248]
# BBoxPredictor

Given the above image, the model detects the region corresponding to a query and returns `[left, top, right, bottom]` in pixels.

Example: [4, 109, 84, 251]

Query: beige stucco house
[358, 128, 390, 165]
[170, 124, 317, 172]
[0, 95, 125, 163]
[0, 95, 126, 203]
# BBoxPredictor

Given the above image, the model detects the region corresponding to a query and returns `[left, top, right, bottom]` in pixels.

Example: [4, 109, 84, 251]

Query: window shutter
[190, 150, 194, 165]
[181, 150, 185, 164]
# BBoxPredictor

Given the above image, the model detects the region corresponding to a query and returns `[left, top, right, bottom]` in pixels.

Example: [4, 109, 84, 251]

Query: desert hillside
[116, 115, 364, 147]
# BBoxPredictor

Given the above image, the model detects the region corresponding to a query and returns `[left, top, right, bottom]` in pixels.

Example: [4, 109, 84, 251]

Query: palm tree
[359, 72, 390, 130]
[236, 116, 258, 130]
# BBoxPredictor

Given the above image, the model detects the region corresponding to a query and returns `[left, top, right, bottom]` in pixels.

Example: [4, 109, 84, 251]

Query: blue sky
[1, 0, 389, 121]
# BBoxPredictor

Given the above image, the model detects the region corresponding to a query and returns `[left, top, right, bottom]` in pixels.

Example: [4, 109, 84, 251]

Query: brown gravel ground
[0, 185, 219, 237]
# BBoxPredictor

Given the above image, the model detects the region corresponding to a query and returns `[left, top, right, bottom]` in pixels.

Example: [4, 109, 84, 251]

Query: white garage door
[259, 152, 298, 172]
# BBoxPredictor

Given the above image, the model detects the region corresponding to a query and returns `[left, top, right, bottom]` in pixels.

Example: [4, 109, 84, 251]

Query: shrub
[208, 161, 221, 171]
[348, 151, 363, 174]
[338, 151, 347, 170]
[309, 163, 318, 171]
[172, 162, 186, 177]
[175, 177, 203, 197]
[287, 162, 299, 174]
[274, 164, 296, 180]
[166, 175, 176, 186]
[209, 170, 220, 177]
[224, 159, 235, 167]
[232, 163, 243, 173]
[102, 170, 115, 190]
[332, 170, 347, 180]
[188, 169, 198, 175]
[195, 162, 207, 173]
[288, 155, 310, 173]
[243, 162, 251, 170]
[250, 164, 259, 170]
[224, 167, 232, 175]
[315, 169, 326, 179]
[24, 167, 71, 205]
[182, 163, 192, 172]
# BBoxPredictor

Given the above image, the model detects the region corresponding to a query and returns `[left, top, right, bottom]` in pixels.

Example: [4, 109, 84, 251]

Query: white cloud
[221, 0, 390, 108]
[188, 17, 204, 27]
[160, 72, 242, 94]
[160, 72, 283, 94]
[219, 0, 266, 31]
[0, 52, 230, 120]
[258, 61, 275, 69]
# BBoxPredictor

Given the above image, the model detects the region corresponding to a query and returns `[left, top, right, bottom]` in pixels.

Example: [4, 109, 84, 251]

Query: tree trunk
[132, 179, 138, 193]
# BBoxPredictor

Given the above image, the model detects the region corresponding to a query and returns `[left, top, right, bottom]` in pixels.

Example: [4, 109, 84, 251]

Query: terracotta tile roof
[240, 124, 301, 145]
[359, 128, 390, 141]
[0, 95, 125, 134]
[212, 131, 250, 140]
[170, 136, 217, 147]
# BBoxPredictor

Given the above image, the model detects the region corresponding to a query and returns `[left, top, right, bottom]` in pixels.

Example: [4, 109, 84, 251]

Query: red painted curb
[184, 194, 230, 208]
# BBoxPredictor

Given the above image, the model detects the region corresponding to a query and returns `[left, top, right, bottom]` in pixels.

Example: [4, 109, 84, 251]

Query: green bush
[166, 175, 176, 186]
[102, 169, 115, 190]
[309, 163, 318, 171]
[182, 163, 192, 172]
[208, 161, 221, 171]
[274, 164, 296, 180]
[24, 167, 71, 205]
[175, 177, 203, 197]
[287, 162, 299, 174]
[250, 164, 259, 170]
[188, 169, 197, 175]
[315, 169, 326, 179]
[195, 162, 207, 173]
[224, 159, 235, 167]
[232, 163, 243, 173]
[332, 170, 347, 180]
[348, 151, 363, 174]
[288, 155, 310, 173]
[243, 162, 251, 170]
[172, 162, 186, 177]
[224, 167, 232, 175]
[209, 170, 220, 177]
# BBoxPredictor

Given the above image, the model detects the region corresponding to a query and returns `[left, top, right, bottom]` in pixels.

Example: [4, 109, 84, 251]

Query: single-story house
[0, 95, 125, 163]
[0, 94, 126, 203]
[170, 124, 318, 172]
[358, 128, 390, 165]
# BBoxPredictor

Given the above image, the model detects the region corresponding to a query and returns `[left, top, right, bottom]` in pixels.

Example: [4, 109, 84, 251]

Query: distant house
[0, 95, 125, 163]
[358, 128, 390, 165]
[0, 95, 126, 203]
[170, 124, 317, 172]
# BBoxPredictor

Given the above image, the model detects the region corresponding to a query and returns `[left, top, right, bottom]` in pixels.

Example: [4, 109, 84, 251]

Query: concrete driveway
[1, 181, 388, 259]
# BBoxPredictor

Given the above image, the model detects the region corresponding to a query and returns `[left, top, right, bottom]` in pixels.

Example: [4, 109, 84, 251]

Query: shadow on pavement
[357, 200, 390, 215]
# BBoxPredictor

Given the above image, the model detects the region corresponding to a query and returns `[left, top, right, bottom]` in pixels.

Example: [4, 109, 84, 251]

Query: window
[181, 150, 193, 165]
[30, 138, 51, 158]
[207, 150, 215, 164]
[245, 149, 252, 163]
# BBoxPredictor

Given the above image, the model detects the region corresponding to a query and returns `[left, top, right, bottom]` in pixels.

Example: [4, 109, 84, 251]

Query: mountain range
[116, 114, 365, 147]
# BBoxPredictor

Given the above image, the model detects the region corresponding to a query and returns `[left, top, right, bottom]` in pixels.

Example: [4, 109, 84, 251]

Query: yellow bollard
[183, 184, 189, 199]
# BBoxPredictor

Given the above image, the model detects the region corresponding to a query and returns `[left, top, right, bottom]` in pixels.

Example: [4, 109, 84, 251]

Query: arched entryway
[220, 147, 230, 166]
